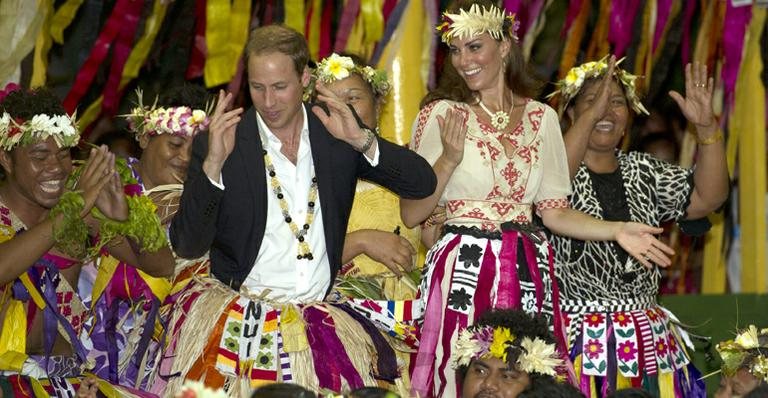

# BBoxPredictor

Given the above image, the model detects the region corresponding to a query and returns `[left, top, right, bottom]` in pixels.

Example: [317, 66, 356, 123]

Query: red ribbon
[62, 0, 144, 114]
[102, 0, 145, 114]
[651, 0, 674, 54]
[561, 0, 585, 37]
[186, 0, 208, 80]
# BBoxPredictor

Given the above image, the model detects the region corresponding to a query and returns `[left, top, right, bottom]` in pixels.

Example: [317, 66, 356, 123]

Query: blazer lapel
[237, 109, 268, 249]
[307, 110, 337, 265]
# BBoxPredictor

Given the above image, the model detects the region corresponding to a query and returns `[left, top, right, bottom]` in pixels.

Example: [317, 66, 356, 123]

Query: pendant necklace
[478, 95, 514, 131]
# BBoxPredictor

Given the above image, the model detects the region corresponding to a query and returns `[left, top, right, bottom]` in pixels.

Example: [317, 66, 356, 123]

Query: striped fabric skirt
[561, 297, 706, 397]
[145, 270, 411, 397]
[410, 223, 567, 398]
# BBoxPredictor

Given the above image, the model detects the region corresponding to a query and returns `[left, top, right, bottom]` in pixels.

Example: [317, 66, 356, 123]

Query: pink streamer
[608, 0, 643, 57]
[436, 310, 466, 397]
[503, 0, 522, 15]
[651, 0, 674, 54]
[497, 230, 521, 309]
[411, 235, 461, 398]
[722, 3, 752, 110]
[472, 242, 497, 322]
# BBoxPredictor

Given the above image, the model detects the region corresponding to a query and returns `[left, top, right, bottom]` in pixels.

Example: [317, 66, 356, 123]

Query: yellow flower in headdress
[735, 325, 760, 349]
[489, 327, 515, 362]
[319, 53, 355, 81]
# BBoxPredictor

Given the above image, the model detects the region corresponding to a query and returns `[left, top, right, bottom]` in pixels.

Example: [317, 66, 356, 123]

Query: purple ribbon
[471, 241, 496, 322]
[304, 306, 365, 391]
[335, 304, 398, 382]
[370, 0, 409, 66]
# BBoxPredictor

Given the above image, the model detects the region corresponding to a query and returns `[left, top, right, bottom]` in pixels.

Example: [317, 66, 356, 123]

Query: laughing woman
[548, 57, 727, 397]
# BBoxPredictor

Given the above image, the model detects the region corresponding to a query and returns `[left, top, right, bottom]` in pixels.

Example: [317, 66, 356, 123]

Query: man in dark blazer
[170, 25, 436, 301]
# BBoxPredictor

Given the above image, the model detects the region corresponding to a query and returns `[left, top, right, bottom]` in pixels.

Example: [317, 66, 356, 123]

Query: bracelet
[696, 130, 724, 145]
[357, 128, 376, 153]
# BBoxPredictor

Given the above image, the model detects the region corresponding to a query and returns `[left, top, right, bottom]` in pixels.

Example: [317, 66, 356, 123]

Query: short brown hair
[246, 25, 309, 76]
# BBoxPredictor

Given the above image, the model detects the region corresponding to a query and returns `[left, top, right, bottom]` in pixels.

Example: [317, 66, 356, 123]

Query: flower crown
[0, 111, 79, 151]
[716, 325, 768, 383]
[125, 89, 211, 139]
[314, 53, 391, 98]
[548, 56, 649, 115]
[436, 4, 519, 43]
[452, 325, 562, 376]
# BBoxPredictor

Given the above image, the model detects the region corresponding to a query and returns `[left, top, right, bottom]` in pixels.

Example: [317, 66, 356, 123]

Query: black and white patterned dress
[549, 151, 705, 397]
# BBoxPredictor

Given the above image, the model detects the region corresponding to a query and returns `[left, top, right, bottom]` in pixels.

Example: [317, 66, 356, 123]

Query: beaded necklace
[262, 149, 318, 260]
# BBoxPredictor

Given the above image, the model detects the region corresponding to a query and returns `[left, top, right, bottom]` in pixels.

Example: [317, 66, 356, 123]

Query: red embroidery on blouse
[536, 198, 569, 210]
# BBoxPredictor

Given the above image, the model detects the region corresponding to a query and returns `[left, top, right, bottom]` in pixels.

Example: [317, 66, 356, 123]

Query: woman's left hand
[94, 153, 129, 222]
[615, 222, 675, 269]
[668, 62, 716, 133]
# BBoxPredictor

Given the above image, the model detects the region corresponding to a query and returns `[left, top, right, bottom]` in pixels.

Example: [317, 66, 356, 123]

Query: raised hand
[75, 146, 115, 218]
[204, 90, 243, 179]
[581, 55, 617, 124]
[615, 222, 675, 269]
[437, 107, 467, 167]
[93, 152, 128, 222]
[668, 62, 716, 133]
[312, 82, 369, 148]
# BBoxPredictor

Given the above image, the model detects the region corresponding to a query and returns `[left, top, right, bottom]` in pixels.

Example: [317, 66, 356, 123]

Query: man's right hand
[204, 90, 243, 182]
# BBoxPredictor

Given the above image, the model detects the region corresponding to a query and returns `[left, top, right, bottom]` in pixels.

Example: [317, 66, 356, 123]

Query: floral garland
[50, 156, 167, 259]
[436, 3, 519, 43]
[548, 55, 650, 115]
[452, 325, 562, 376]
[314, 53, 391, 98]
[716, 324, 768, 383]
[0, 111, 79, 151]
[124, 89, 211, 138]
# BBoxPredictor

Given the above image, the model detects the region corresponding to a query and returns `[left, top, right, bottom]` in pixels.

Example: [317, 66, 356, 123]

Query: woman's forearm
[400, 155, 457, 227]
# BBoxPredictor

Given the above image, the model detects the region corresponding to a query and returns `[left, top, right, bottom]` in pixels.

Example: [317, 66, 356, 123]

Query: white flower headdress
[716, 325, 768, 383]
[436, 3, 520, 43]
[452, 325, 562, 376]
[548, 55, 650, 115]
[313, 53, 391, 98]
[0, 111, 79, 151]
[125, 89, 211, 139]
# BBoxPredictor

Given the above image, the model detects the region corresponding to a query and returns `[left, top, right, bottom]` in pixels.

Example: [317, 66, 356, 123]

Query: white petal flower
[517, 337, 562, 376]
[735, 325, 760, 349]
[29, 114, 56, 133]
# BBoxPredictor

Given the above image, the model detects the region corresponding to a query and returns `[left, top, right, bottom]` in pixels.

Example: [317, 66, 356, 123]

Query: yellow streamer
[734, 7, 766, 293]
[376, 0, 429, 145]
[307, 0, 323, 60]
[0, 300, 27, 361]
[360, 0, 384, 44]
[30, 377, 49, 397]
[76, 0, 168, 130]
[279, 304, 309, 352]
[284, 0, 306, 36]
[0, 0, 46, 84]
[204, 0, 251, 87]
[0, 350, 27, 373]
[31, 0, 54, 88]
[49, 0, 85, 44]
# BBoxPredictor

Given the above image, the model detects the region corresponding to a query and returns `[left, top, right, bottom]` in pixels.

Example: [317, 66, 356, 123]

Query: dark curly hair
[456, 308, 557, 381]
[421, 0, 543, 108]
[157, 83, 210, 110]
[518, 375, 584, 398]
[0, 87, 67, 120]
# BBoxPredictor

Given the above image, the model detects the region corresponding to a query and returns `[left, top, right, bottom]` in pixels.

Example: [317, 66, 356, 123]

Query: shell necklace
[478, 95, 514, 131]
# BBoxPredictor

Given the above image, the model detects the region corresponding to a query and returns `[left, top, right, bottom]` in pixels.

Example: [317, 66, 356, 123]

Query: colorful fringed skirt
[561, 298, 706, 397]
[410, 223, 566, 398]
[146, 273, 411, 397]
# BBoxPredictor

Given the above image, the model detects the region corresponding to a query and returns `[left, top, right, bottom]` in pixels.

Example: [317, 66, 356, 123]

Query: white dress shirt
[208, 105, 380, 303]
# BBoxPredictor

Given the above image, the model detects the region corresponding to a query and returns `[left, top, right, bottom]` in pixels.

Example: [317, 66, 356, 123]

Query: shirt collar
[255, 104, 309, 149]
